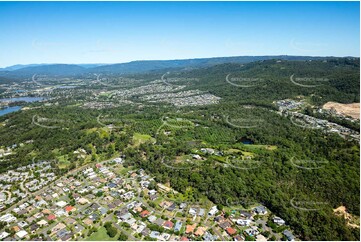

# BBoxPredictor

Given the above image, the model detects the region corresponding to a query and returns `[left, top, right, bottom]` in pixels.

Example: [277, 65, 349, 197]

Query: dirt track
[323, 102, 360, 119]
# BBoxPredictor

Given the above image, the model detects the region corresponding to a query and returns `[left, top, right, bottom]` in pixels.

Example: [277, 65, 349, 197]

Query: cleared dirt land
[323, 102, 360, 119]
[334, 206, 360, 229]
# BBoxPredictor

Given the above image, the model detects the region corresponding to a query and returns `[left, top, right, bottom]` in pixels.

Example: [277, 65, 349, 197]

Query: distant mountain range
[0, 55, 357, 79]
[0, 63, 106, 71]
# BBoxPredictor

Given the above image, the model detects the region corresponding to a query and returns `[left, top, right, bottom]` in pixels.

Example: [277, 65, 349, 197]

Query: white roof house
[0, 213, 17, 223]
[189, 207, 197, 216]
[0, 232, 10, 240]
[16, 230, 28, 239]
[208, 206, 218, 216]
[273, 216, 286, 225]
[56, 201, 67, 207]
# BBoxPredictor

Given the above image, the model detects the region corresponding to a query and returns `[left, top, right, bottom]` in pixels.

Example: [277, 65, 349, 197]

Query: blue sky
[0, 1, 359, 67]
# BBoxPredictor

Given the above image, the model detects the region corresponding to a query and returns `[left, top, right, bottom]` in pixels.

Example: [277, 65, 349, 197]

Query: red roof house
[65, 206, 74, 212]
[47, 214, 56, 221]
[163, 220, 174, 229]
[226, 227, 237, 236]
[140, 210, 150, 218]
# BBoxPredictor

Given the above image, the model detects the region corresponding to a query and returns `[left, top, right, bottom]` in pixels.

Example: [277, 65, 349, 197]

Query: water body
[56, 86, 77, 89]
[240, 137, 254, 144]
[0, 97, 44, 103]
[0, 106, 21, 116]
[0, 96, 45, 116]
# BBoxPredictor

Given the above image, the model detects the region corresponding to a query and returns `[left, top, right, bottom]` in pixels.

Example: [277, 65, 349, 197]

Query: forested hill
[0, 55, 356, 78]
[163, 58, 360, 105]
[88, 55, 338, 74]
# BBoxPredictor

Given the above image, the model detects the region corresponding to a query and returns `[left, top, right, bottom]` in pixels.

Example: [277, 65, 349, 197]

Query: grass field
[57, 155, 70, 169]
[132, 133, 156, 147]
[84, 227, 116, 241]
[244, 144, 277, 151]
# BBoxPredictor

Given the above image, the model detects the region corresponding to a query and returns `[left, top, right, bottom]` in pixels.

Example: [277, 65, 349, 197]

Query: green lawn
[57, 155, 70, 169]
[132, 133, 156, 147]
[84, 227, 116, 241]
[243, 144, 277, 151]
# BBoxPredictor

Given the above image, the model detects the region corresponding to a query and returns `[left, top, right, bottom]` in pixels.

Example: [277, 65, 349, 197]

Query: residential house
[73, 224, 85, 235]
[141, 228, 150, 237]
[159, 233, 171, 241]
[140, 210, 150, 218]
[0, 214, 16, 223]
[15, 230, 28, 240]
[198, 208, 205, 217]
[219, 221, 232, 230]
[82, 218, 93, 226]
[283, 230, 295, 241]
[64, 217, 76, 225]
[149, 231, 160, 240]
[149, 194, 158, 201]
[234, 234, 245, 241]
[189, 207, 197, 216]
[17, 221, 28, 228]
[148, 215, 157, 223]
[174, 221, 183, 232]
[236, 219, 251, 226]
[240, 211, 253, 219]
[167, 203, 176, 212]
[226, 227, 237, 236]
[185, 224, 197, 234]
[244, 227, 259, 237]
[256, 234, 267, 241]
[29, 224, 39, 234]
[195, 227, 207, 237]
[154, 218, 165, 227]
[37, 220, 48, 227]
[253, 206, 267, 215]
[0, 232, 10, 240]
[163, 220, 174, 230]
[51, 223, 66, 235]
[47, 214, 56, 221]
[273, 216, 286, 226]
[203, 231, 218, 241]
[179, 203, 187, 209]
[208, 206, 218, 216]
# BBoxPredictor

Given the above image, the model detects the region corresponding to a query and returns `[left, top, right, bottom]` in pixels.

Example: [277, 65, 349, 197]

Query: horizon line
[1, 54, 360, 69]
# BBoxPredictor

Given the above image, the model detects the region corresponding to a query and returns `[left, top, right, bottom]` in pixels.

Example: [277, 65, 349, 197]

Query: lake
[0, 96, 44, 117]
[240, 137, 254, 144]
[0, 106, 21, 116]
[0, 97, 44, 103]
[56, 86, 77, 89]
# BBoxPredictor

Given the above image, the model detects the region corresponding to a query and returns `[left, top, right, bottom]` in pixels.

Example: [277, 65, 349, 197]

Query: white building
[208, 206, 218, 216]
[0, 213, 16, 223]
[16, 230, 28, 239]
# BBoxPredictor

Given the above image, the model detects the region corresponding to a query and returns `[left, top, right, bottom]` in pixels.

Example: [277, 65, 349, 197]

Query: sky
[0, 1, 359, 67]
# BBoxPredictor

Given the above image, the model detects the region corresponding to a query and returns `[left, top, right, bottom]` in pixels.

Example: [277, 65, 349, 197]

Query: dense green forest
[146, 58, 360, 105]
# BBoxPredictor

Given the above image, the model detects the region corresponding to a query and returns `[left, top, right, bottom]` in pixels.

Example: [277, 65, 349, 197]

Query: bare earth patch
[334, 206, 360, 229]
[323, 102, 360, 119]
